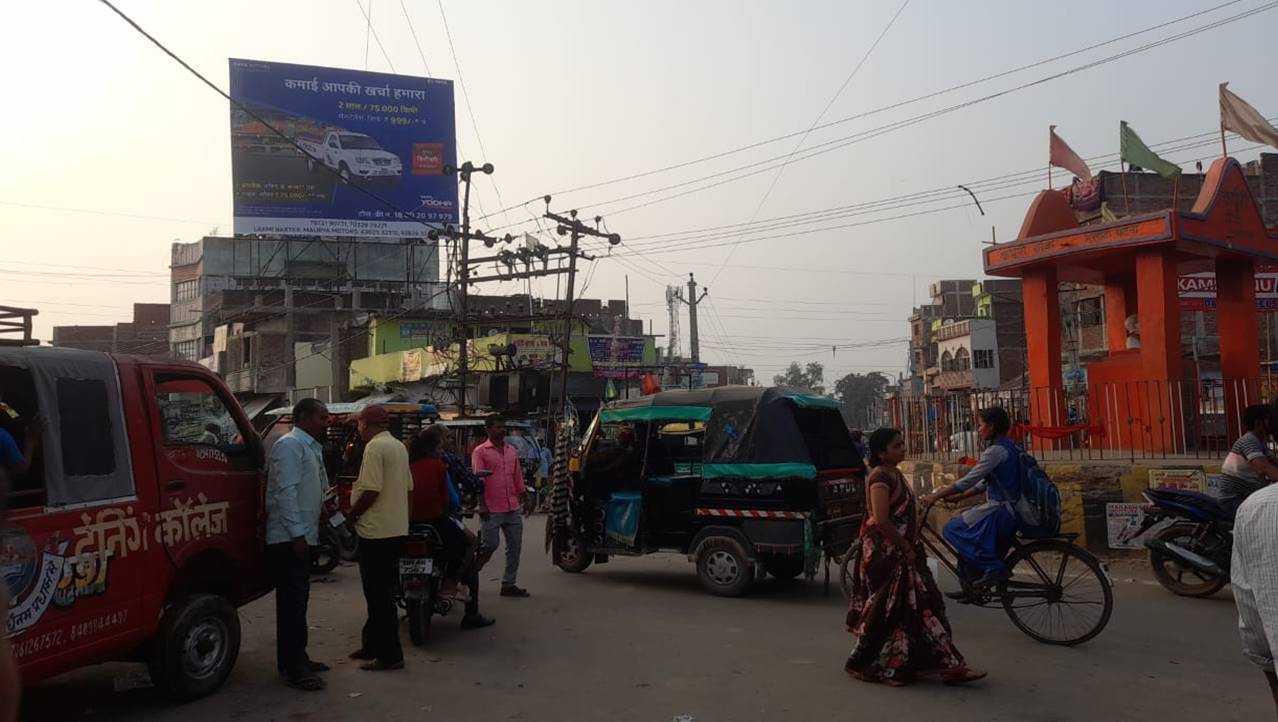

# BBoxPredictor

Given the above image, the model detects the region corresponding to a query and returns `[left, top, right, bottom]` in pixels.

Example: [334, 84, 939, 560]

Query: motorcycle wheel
[311, 528, 340, 575]
[337, 527, 360, 562]
[407, 593, 433, 646]
[1149, 523, 1228, 597]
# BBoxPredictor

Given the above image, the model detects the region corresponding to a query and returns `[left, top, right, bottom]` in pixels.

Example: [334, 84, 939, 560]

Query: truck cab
[1, 347, 271, 700]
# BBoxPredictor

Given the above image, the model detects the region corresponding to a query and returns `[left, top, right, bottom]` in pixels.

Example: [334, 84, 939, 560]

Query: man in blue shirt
[0, 402, 40, 476]
[266, 398, 330, 691]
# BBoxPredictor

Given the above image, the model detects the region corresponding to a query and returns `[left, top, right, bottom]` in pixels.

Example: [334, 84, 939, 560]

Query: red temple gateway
[984, 158, 1278, 452]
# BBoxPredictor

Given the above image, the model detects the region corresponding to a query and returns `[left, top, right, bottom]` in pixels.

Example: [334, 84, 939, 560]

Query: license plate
[399, 558, 433, 575]
[328, 512, 346, 527]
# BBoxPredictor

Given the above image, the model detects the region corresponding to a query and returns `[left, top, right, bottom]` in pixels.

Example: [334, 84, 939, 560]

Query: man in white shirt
[1232, 481, 1278, 714]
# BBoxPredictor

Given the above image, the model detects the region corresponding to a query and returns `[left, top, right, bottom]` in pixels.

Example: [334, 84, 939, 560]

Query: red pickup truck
[1, 347, 271, 700]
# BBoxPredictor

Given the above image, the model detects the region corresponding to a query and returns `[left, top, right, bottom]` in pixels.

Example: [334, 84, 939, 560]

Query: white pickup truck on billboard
[297, 130, 403, 184]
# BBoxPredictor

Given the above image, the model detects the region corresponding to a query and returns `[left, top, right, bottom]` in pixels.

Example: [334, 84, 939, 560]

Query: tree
[773, 361, 825, 394]
[834, 371, 890, 430]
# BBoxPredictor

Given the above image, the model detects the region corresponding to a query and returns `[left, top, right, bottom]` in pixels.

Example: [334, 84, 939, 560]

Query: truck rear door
[142, 370, 267, 599]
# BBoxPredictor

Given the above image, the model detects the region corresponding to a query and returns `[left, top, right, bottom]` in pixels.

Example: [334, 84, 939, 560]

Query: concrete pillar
[1217, 258, 1260, 438]
[1134, 249, 1183, 452]
[1104, 275, 1138, 353]
[1022, 265, 1065, 442]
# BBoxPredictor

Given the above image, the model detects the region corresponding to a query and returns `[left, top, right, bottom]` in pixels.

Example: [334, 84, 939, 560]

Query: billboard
[229, 58, 458, 239]
[588, 335, 647, 378]
[1179, 265, 1278, 311]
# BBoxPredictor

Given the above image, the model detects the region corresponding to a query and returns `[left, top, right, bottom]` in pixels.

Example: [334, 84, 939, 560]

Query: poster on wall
[229, 58, 458, 239]
[1148, 468, 1205, 491]
[1106, 502, 1152, 550]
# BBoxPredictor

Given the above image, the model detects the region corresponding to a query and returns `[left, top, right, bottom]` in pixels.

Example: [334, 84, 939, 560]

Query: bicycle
[840, 502, 1114, 646]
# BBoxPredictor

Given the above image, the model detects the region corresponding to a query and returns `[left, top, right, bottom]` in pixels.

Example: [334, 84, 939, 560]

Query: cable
[474, 0, 1250, 223]
[481, 1, 1277, 233]
[437, 0, 510, 227]
[708, 0, 911, 286]
[97, 0, 447, 239]
[354, 0, 397, 72]
[399, 0, 433, 76]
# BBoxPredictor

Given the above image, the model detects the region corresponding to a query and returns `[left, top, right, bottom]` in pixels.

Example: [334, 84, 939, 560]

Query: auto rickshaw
[550, 386, 865, 597]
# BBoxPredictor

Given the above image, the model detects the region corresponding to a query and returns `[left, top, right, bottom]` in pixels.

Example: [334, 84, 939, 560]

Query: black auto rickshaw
[550, 386, 865, 596]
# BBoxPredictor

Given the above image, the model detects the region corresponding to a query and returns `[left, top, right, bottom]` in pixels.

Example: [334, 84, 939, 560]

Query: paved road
[20, 516, 1271, 721]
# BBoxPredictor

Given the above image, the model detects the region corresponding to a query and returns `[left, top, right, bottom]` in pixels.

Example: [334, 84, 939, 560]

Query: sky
[4, 0, 1278, 386]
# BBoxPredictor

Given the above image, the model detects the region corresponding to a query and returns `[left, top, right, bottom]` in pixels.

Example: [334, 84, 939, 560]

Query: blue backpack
[1011, 448, 1062, 538]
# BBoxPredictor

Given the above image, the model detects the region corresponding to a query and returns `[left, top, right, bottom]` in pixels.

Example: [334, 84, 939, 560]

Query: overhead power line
[354, 0, 396, 72]
[479, 0, 1275, 232]
[400, 0, 433, 76]
[709, 0, 911, 286]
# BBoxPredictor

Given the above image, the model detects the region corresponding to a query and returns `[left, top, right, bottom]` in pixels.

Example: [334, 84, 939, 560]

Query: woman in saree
[845, 427, 984, 686]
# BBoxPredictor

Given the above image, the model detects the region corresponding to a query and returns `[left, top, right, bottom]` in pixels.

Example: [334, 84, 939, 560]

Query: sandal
[940, 667, 987, 685]
[284, 673, 326, 691]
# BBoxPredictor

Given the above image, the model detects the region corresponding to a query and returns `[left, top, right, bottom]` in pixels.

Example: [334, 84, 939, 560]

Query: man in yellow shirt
[347, 405, 412, 671]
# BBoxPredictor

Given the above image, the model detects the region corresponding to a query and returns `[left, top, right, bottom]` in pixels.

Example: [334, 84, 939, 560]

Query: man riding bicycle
[921, 407, 1021, 596]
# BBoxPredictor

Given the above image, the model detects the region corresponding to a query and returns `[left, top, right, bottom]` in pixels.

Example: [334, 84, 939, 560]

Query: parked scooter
[397, 523, 455, 646]
[312, 485, 359, 575]
[1131, 487, 1233, 597]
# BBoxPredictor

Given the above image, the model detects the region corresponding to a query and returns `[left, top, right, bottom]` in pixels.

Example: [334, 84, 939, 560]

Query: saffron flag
[1049, 126, 1092, 181]
[1220, 83, 1278, 151]
[1120, 121, 1181, 178]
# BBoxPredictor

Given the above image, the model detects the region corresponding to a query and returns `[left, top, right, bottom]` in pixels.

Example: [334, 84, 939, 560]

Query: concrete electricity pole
[679, 273, 709, 363]
[446, 160, 494, 416]
[542, 201, 620, 418]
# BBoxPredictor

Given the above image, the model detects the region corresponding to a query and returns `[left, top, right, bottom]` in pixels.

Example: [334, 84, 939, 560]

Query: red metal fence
[887, 377, 1277, 462]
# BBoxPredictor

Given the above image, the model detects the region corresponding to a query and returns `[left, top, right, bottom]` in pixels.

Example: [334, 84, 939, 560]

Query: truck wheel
[338, 162, 352, 183]
[695, 537, 754, 597]
[149, 594, 241, 702]
[556, 531, 593, 573]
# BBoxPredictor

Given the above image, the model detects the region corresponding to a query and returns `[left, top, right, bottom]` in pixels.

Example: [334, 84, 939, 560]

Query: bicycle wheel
[1000, 539, 1113, 646]
[838, 540, 861, 600]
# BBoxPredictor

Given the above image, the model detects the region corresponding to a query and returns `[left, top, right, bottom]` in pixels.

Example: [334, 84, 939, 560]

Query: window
[1, 365, 44, 509]
[940, 350, 953, 372]
[154, 376, 237, 449]
[175, 279, 200, 302]
[57, 378, 116, 476]
[1076, 297, 1103, 327]
[974, 349, 996, 369]
[953, 347, 971, 371]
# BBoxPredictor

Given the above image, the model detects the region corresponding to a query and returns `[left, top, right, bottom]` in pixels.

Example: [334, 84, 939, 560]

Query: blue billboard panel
[229, 58, 458, 239]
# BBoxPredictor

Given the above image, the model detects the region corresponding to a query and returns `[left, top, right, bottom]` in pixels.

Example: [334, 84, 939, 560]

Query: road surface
[20, 515, 1269, 721]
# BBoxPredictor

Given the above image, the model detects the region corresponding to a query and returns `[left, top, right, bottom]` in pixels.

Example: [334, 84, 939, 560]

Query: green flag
[1120, 121, 1181, 179]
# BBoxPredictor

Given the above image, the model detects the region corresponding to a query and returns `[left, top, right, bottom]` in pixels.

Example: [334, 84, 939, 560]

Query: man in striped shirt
[1219, 405, 1278, 516]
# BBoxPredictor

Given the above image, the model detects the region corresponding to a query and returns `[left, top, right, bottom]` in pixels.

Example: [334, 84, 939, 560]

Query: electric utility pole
[447, 160, 493, 416]
[542, 198, 620, 419]
[678, 272, 709, 363]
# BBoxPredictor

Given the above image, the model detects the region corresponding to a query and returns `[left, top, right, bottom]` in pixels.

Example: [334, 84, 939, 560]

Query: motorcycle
[312, 485, 359, 575]
[1130, 487, 1233, 597]
[397, 523, 456, 646]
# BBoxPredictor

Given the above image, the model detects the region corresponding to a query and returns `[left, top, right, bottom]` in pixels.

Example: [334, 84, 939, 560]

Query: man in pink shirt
[473, 414, 530, 597]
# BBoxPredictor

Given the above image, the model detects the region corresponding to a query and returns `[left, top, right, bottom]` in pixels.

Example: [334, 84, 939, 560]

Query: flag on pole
[1049, 126, 1092, 181]
[1220, 82, 1278, 150]
[1120, 121, 1181, 178]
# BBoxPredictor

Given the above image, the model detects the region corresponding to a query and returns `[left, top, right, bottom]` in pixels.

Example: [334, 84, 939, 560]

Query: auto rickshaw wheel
[695, 537, 754, 597]
[556, 531, 593, 573]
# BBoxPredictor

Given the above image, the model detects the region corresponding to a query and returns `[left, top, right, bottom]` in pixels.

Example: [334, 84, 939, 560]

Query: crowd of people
[263, 400, 530, 691]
